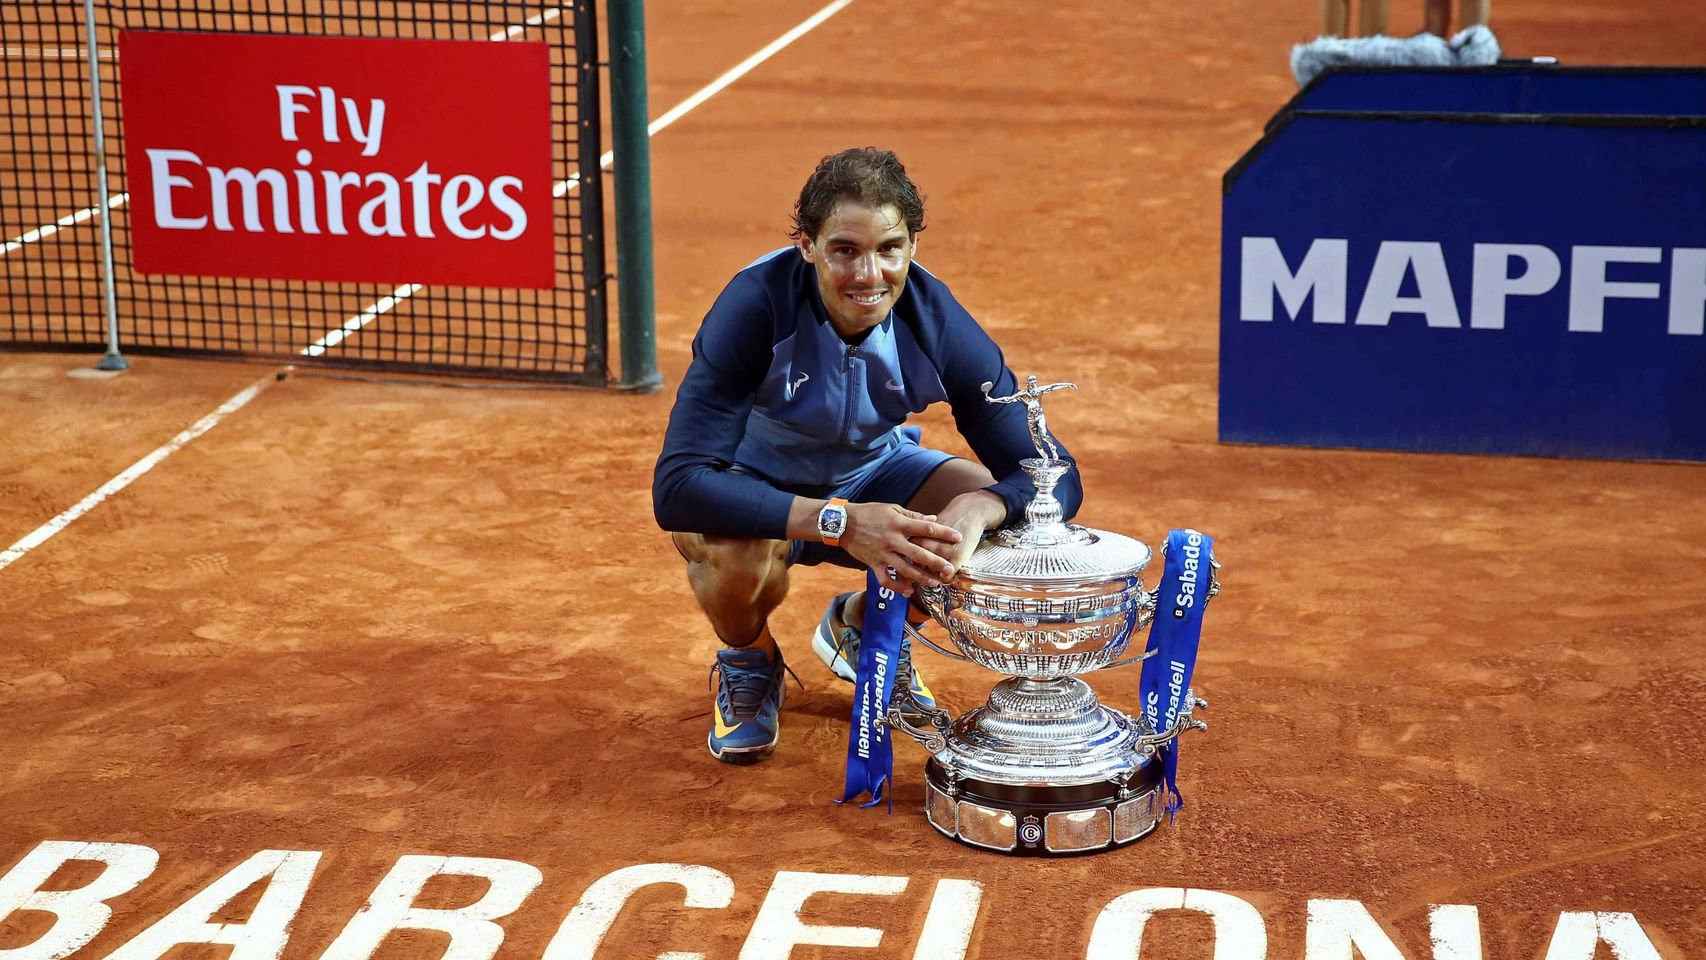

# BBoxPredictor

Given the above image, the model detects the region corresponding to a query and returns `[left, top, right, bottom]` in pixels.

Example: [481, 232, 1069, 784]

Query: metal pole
[606, 0, 661, 392]
[83, 0, 127, 371]
[573, 0, 610, 384]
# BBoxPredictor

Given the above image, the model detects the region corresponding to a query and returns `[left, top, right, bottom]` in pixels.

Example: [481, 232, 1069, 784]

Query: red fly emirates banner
[119, 31, 554, 288]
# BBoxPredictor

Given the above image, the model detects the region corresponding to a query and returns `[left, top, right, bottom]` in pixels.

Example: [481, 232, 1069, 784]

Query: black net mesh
[1, 1, 608, 384]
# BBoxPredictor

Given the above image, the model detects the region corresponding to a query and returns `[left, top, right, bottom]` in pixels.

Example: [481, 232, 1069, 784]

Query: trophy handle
[1131, 691, 1210, 757]
[886, 697, 953, 757]
[1103, 647, 1160, 670]
[1101, 587, 1159, 669]
[1104, 556, 1223, 671]
[886, 637, 955, 759]
[903, 621, 971, 663]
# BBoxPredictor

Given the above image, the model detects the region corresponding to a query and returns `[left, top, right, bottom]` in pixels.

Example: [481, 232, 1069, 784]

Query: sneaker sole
[708, 733, 777, 765]
[812, 621, 858, 683]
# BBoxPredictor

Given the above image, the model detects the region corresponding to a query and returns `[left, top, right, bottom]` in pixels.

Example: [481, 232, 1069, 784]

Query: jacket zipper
[840, 343, 860, 447]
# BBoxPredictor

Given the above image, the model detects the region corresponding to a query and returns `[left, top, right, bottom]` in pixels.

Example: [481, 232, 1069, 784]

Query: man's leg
[906, 457, 998, 515]
[672, 532, 791, 654]
[673, 533, 792, 763]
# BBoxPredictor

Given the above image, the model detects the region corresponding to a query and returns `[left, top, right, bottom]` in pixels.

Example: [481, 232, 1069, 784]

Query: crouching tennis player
[653, 147, 1083, 763]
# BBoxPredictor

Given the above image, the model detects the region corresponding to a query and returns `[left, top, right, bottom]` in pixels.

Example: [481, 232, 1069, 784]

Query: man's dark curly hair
[790, 147, 926, 243]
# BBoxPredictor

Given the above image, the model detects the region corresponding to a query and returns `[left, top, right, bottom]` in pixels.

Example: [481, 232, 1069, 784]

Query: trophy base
[922, 756, 1166, 856]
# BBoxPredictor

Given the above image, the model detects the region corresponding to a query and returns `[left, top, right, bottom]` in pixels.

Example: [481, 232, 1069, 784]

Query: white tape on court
[0, 371, 280, 573]
[0, 193, 130, 258]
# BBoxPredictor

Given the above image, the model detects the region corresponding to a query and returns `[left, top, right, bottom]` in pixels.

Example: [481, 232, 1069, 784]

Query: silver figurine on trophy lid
[886, 375, 1221, 855]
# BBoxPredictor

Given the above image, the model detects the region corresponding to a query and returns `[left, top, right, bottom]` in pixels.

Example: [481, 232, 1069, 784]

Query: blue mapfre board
[1221, 110, 1706, 461]
[1277, 66, 1706, 124]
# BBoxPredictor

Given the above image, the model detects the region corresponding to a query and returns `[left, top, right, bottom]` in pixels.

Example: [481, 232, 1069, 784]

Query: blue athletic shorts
[772, 427, 956, 569]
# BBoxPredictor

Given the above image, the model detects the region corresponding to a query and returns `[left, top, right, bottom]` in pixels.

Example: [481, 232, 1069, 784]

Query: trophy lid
[960, 520, 1152, 586]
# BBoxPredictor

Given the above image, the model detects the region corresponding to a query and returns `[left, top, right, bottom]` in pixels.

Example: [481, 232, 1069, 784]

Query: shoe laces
[709, 653, 801, 719]
[827, 607, 861, 677]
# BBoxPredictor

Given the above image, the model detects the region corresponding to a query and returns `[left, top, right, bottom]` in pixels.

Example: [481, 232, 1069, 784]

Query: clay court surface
[4, 1, 1706, 957]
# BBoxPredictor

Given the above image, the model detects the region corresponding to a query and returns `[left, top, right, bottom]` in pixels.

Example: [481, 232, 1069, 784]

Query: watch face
[821, 507, 846, 538]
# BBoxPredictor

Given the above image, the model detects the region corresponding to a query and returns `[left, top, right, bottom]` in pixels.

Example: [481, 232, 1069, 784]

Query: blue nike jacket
[652, 247, 1082, 539]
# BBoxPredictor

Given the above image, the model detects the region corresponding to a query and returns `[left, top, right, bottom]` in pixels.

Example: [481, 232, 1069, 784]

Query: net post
[574, 0, 611, 385]
[606, 0, 662, 392]
[83, 0, 127, 371]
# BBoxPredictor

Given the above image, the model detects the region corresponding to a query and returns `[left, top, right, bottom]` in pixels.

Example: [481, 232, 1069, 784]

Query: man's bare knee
[673, 533, 789, 646]
[908, 457, 998, 514]
[677, 534, 787, 599]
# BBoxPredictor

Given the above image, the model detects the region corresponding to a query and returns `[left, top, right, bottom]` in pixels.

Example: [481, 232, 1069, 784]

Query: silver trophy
[887, 376, 1220, 855]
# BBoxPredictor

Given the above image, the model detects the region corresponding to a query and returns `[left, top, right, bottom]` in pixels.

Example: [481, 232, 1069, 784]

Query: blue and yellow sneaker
[707, 645, 787, 764]
[810, 591, 939, 714]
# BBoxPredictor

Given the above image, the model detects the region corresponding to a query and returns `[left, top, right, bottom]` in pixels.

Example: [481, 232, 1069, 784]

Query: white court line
[1, 195, 130, 257]
[1, 1, 853, 570]
[301, 283, 422, 356]
[502, 6, 563, 39]
[311, 0, 852, 354]
[645, 1, 851, 141]
[0, 371, 280, 573]
[0, 7, 562, 258]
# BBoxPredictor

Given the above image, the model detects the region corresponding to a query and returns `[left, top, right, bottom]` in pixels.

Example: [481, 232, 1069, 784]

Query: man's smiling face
[798, 201, 916, 341]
